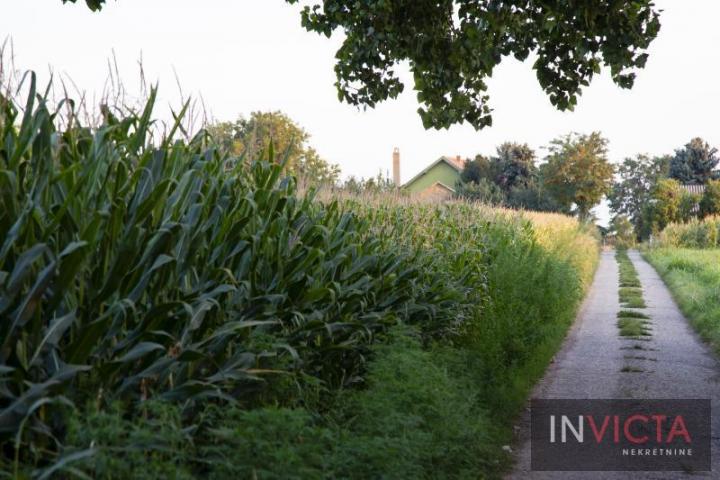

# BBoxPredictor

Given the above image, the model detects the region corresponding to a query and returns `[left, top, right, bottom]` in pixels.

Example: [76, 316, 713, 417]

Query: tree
[506, 183, 563, 213]
[700, 179, 720, 218]
[459, 142, 561, 212]
[208, 111, 309, 170]
[296, 147, 341, 186]
[342, 171, 395, 194]
[610, 215, 635, 248]
[669, 137, 719, 184]
[607, 154, 670, 234]
[541, 132, 614, 220]
[460, 154, 498, 185]
[206, 111, 340, 185]
[493, 142, 537, 191]
[461, 143, 536, 190]
[66, 0, 663, 130]
[647, 178, 683, 232]
[62, 0, 104, 10]
[455, 178, 505, 205]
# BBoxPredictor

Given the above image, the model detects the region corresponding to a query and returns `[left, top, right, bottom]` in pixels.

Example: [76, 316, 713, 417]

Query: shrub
[700, 179, 720, 218]
[648, 178, 683, 230]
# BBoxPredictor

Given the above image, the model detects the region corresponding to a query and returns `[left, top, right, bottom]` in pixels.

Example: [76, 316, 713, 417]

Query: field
[0, 80, 599, 478]
[643, 248, 720, 354]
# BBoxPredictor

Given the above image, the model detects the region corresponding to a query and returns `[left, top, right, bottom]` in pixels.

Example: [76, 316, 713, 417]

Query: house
[392, 148, 465, 200]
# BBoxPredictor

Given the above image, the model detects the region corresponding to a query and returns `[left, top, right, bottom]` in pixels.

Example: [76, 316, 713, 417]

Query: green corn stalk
[0, 75, 470, 470]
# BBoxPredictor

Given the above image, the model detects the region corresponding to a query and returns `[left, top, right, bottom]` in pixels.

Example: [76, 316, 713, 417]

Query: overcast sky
[3, 0, 720, 224]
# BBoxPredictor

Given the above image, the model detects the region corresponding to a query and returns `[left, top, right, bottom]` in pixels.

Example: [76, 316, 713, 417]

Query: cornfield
[0, 76, 599, 477]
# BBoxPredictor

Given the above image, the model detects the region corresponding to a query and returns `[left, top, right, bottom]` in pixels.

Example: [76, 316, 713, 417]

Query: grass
[617, 317, 652, 337]
[622, 297, 647, 308]
[618, 310, 650, 319]
[619, 287, 643, 297]
[615, 248, 652, 379]
[644, 248, 720, 354]
[655, 217, 720, 248]
[616, 249, 647, 309]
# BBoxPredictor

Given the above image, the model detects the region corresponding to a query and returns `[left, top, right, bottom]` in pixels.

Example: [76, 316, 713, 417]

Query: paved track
[508, 250, 720, 479]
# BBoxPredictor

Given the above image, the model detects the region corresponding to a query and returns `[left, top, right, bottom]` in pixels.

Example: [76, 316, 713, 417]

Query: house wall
[405, 162, 461, 194]
[415, 183, 454, 201]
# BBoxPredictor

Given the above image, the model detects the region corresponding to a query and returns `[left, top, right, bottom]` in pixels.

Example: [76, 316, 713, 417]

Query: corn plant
[0, 75, 467, 471]
[0, 73, 601, 477]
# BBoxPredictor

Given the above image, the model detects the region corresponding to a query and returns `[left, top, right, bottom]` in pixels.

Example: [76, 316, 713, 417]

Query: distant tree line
[457, 132, 614, 220]
[608, 137, 720, 241]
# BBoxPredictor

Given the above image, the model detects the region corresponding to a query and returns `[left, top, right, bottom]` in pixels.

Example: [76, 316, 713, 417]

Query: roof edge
[402, 157, 463, 188]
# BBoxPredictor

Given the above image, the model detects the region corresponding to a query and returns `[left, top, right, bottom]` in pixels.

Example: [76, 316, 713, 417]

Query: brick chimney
[392, 147, 400, 186]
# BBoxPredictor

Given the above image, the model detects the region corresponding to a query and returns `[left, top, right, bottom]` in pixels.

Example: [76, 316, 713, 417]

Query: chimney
[455, 155, 463, 168]
[392, 147, 401, 186]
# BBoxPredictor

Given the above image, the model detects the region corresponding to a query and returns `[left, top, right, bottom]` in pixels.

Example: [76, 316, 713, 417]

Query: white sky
[3, 0, 720, 225]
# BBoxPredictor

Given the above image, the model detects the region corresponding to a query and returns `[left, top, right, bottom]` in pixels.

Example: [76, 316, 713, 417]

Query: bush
[700, 179, 720, 218]
[647, 178, 683, 230]
[455, 178, 505, 204]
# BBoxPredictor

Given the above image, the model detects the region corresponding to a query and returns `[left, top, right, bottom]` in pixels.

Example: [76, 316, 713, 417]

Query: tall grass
[1, 75, 600, 477]
[644, 249, 720, 353]
[654, 216, 720, 248]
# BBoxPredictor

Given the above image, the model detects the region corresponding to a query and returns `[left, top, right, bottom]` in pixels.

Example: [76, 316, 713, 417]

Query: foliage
[679, 191, 701, 222]
[645, 178, 683, 233]
[1, 77, 599, 478]
[61, 0, 105, 10]
[669, 137, 720, 184]
[328, 330, 502, 479]
[700, 179, 720, 218]
[340, 171, 396, 195]
[0, 78, 463, 472]
[207, 111, 340, 185]
[297, 146, 341, 186]
[461, 143, 536, 192]
[493, 142, 537, 191]
[461, 154, 497, 185]
[458, 143, 562, 212]
[277, 0, 661, 129]
[610, 215, 635, 248]
[654, 217, 720, 249]
[505, 183, 564, 213]
[62, 402, 195, 479]
[454, 178, 505, 205]
[541, 132, 614, 219]
[608, 154, 670, 236]
[644, 249, 720, 354]
[19, 204, 597, 478]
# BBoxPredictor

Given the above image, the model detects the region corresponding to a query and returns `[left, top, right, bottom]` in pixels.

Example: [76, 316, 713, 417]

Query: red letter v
[586, 415, 610, 443]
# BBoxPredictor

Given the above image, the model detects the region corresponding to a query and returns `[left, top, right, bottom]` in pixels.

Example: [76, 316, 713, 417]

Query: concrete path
[508, 249, 720, 479]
